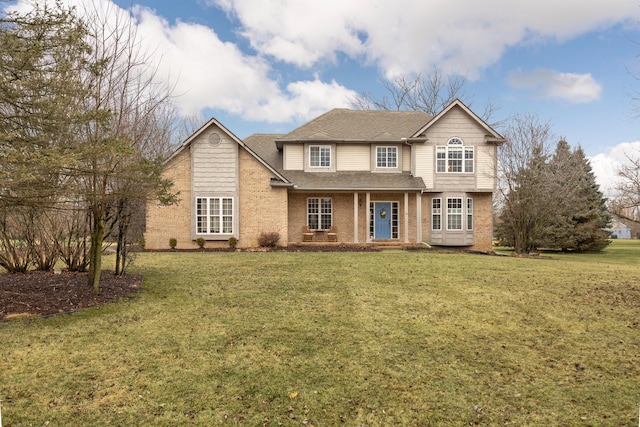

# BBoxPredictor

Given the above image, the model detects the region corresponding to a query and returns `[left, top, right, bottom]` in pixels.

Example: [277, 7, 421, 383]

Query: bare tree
[70, 1, 177, 292]
[610, 151, 640, 224]
[349, 65, 503, 126]
[495, 113, 556, 253]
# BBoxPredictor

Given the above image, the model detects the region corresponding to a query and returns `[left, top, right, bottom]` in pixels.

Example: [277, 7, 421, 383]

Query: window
[308, 198, 332, 229]
[447, 198, 463, 230]
[432, 198, 442, 230]
[309, 145, 331, 167]
[436, 138, 473, 173]
[466, 198, 473, 231]
[376, 146, 397, 168]
[196, 197, 233, 234]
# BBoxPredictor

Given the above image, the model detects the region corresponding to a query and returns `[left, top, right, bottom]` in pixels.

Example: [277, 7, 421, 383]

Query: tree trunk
[88, 216, 104, 295]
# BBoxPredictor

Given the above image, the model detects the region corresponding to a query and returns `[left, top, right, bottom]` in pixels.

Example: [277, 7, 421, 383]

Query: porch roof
[282, 170, 426, 191]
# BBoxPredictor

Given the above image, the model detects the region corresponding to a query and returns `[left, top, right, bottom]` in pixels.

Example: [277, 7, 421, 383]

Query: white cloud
[508, 69, 602, 103]
[6, 0, 638, 125]
[6, 0, 357, 123]
[210, 0, 639, 77]
[589, 141, 640, 196]
[127, 5, 358, 121]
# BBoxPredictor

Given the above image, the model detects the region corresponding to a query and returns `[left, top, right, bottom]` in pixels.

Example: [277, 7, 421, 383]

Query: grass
[1, 241, 639, 426]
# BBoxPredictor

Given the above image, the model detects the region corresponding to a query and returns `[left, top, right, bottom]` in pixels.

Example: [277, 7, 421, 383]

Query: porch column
[353, 192, 359, 243]
[404, 192, 409, 243]
[365, 192, 371, 243]
[416, 192, 422, 243]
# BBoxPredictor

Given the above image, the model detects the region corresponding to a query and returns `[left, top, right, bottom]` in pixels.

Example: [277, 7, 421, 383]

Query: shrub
[169, 238, 177, 249]
[228, 237, 238, 249]
[138, 236, 146, 249]
[196, 237, 206, 248]
[257, 231, 280, 248]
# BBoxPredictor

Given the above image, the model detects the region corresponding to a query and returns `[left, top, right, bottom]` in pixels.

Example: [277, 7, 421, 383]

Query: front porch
[288, 191, 424, 245]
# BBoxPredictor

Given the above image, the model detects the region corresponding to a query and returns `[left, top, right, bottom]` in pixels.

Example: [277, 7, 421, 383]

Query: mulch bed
[0, 270, 142, 321]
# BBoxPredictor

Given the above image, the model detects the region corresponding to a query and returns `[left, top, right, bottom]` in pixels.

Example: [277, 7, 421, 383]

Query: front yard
[1, 242, 639, 425]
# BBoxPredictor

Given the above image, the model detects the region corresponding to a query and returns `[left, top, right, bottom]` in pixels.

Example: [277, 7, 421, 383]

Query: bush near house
[257, 231, 280, 247]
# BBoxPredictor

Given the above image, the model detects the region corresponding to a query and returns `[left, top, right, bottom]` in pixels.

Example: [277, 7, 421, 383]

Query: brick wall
[471, 192, 494, 252]
[288, 192, 421, 244]
[144, 148, 192, 249]
[238, 149, 288, 247]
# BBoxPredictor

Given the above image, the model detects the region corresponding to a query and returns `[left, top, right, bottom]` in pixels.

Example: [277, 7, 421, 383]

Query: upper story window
[436, 137, 474, 173]
[309, 145, 331, 168]
[376, 146, 398, 168]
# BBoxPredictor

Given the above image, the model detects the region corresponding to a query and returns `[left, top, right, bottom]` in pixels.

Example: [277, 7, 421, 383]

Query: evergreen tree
[532, 140, 610, 251]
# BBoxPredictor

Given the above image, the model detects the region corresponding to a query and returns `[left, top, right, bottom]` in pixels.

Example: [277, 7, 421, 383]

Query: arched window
[436, 137, 474, 173]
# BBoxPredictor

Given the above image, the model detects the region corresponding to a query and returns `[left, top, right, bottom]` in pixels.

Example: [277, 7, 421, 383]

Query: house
[608, 217, 632, 239]
[144, 99, 504, 251]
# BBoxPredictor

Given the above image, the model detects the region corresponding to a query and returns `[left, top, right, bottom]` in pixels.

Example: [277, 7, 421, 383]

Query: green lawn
[1, 241, 639, 426]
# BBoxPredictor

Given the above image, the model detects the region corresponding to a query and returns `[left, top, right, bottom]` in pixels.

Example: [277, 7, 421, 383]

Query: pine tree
[538, 141, 610, 251]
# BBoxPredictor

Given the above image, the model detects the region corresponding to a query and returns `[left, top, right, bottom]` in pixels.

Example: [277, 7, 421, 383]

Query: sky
[5, 0, 640, 194]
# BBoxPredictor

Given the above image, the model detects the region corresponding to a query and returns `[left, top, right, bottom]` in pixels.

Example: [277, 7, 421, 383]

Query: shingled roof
[276, 108, 431, 142]
[244, 132, 426, 191]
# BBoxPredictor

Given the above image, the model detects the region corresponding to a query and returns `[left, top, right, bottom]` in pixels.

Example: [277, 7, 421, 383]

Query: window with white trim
[196, 197, 233, 234]
[447, 198, 463, 230]
[466, 198, 473, 231]
[436, 137, 474, 173]
[308, 197, 332, 230]
[309, 145, 331, 167]
[432, 198, 442, 231]
[376, 146, 397, 168]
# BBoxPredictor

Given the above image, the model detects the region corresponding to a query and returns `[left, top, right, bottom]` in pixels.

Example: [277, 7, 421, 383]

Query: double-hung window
[308, 198, 332, 230]
[309, 145, 331, 168]
[447, 198, 463, 230]
[376, 146, 397, 168]
[466, 198, 473, 231]
[432, 198, 442, 231]
[196, 197, 233, 234]
[436, 137, 474, 173]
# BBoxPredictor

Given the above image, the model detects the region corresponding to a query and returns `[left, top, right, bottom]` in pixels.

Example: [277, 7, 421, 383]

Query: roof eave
[275, 137, 427, 149]
[290, 186, 426, 192]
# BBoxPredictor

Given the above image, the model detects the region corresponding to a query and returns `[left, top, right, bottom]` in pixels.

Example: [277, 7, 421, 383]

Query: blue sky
[6, 0, 640, 193]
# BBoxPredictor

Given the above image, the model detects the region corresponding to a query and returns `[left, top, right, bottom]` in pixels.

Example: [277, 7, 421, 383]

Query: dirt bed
[0, 270, 142, 321]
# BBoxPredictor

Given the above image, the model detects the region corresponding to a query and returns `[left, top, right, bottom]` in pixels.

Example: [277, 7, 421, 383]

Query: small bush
[228, 237, 238, 249]
[196, 237, 206, 248]
[257, 231, 280, 248]
[169, 238, 177, 249]
[138, 237, 146, 249]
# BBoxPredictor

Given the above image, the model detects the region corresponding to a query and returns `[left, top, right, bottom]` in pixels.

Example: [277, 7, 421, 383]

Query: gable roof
[164, 118, 289, 182]
[413, 99, 505, 143]
[276, 108, 431, 143]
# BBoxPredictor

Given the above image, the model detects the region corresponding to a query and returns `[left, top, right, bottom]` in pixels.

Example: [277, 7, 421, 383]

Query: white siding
[414, 144, 434, 188]
[402, 145, 411, 172]
[192, 129, 237, 194]
[284, 144, 304, 170]
[337, 145, 370, 171]
[476, 145, 496, 190]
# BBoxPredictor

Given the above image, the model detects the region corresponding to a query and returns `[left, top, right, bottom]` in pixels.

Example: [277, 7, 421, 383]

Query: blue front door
[374, 202, 392, 239]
